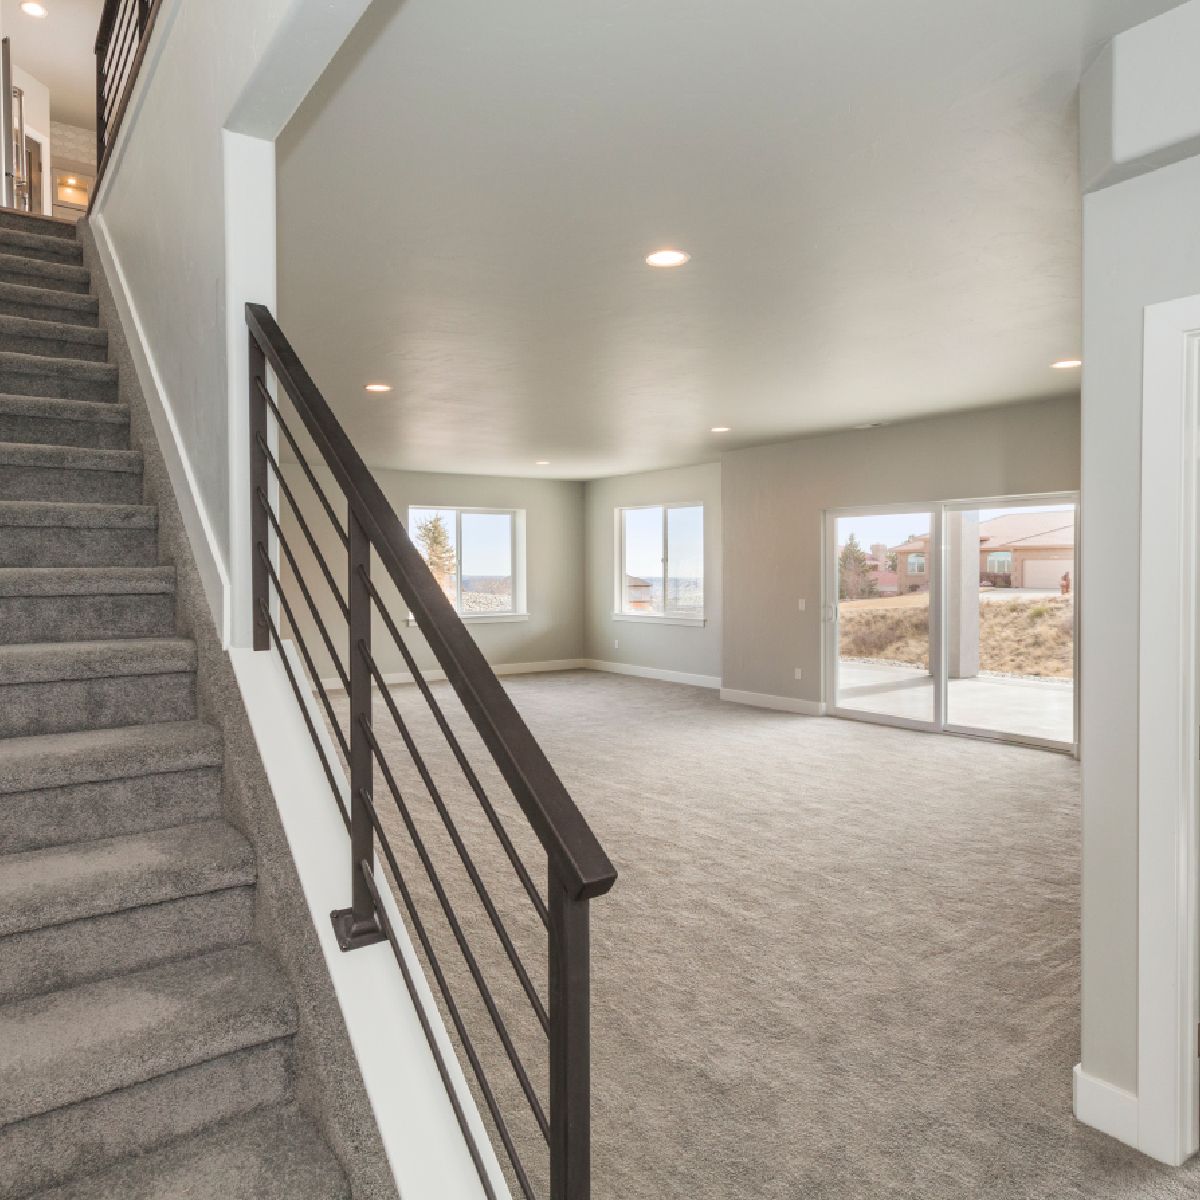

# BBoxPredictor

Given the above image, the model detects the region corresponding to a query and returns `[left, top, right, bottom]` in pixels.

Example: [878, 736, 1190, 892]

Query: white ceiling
[278, 0, 1181, 480]
[2, 0, 103, 128]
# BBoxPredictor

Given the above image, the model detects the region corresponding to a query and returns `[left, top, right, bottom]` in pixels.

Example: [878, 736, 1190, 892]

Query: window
[986, 551, 1012, 574]
[408, 506, 524, 618]
[616, 504, 704, 620]
[908, 553, 926, 575]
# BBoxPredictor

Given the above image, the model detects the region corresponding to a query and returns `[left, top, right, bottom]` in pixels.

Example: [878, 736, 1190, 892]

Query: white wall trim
[586, 659, 721, 689]
[719, 687, 825, 716]
[1074, 1064, 1141, 1149]
[233, 643, 509, 1200]
[89, 212, 231, 644]
[1133, 294, 1200, 1166]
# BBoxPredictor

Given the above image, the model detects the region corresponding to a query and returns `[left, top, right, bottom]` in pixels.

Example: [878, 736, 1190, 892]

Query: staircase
[0, 212, 352, 1198]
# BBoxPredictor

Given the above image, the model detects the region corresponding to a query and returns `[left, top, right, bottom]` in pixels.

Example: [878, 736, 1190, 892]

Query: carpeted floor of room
[335, 670, 1200, 1199]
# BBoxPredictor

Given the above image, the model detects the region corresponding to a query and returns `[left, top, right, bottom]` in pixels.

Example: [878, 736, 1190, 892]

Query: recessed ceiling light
[710, 426, 731, 433]
[645, 249, 690, 268]
[364, 382, 391, 393]
[1051, 359, 1082, 369]
[20, 3, 47, 16]
[66, 176, 77, 186]
[535, 460, 550, 466]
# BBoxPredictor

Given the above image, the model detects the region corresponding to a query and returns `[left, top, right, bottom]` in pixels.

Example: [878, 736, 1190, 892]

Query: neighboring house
[625, 574, 653, 610]
[891, 512, 1075, 592]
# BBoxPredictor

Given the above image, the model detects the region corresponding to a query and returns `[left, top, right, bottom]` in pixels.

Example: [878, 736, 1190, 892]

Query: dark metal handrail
[92, 0, 160, 206]
[246, 302, 615, 1200]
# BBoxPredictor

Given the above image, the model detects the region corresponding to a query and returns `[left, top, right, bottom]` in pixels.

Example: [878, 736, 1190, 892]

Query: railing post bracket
[330, 905, 386, 952]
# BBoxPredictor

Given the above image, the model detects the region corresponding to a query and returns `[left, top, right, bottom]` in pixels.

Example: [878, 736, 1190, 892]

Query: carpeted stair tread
[0, 638, 195, 685]
[0, 394, 127, 425]
[27, 1103, 350, 1200]
[0, 228, 83, 266]
[0, 500, 156, 529]
[0, 944, 297, 1125]
[0, 351, 116, 384]
[0, 820, 254, 937]
[0, 442, 140, 474]
[0, 253, 90, 295]
[0, 565, 173, 599]
[0, 721, 219, 795]
[0, 210, 77, 242]
[0, 282, 98, 328]
[0, 314, 107, 356]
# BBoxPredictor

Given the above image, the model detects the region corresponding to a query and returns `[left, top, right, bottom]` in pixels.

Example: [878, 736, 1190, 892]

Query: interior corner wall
[582, 462, 723, 683]
[719, 396, 1081, 707]
[1079, 151, 1200, 1096]
[90, 0, 293, 592]
[281, 462, 586, 682]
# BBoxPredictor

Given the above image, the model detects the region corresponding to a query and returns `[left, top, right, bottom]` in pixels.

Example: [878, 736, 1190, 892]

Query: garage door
[1022, 559, 1073, 589]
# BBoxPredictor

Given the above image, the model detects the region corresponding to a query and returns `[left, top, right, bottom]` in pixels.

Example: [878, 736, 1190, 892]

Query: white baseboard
[88, 214, 231, 644]
[321, 658, 587, 693]
[719, 687, 825, 716]
[1073, 1064, 1140, 1150]
[583, 659, 721, 689]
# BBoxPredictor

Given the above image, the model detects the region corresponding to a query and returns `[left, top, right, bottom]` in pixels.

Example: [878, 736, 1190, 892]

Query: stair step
[0, 228, 83, 267]
[26, 1103, 350, 1200]
[0, 395, 129, 450]
[0, 820, 253, 937]
[0, 316, 107, 363]
[0, 442, 141, 505]
[0, 1041, 292, 1200]
[0, 282, 98, 329]
[0, 566, 173, 644]
[0, 352, 116, 403]
[0, 944, 296, 1125]
[0, 209, 77, 242]
[0, 501, 158, 567]
[0, 722, 224, 854]
[0, 254, 89, 297]
[0, 638, 196, 738]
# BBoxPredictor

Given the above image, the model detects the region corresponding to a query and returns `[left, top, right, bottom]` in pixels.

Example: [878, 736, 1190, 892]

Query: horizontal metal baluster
[254, 377, 348, 548]
[257, 598, 349, 830]
[256, 433, 349, 620]
[358, 789, 538, 1200]
[360, 642, 548, 1032]
[364, 569, 548, 927]
[361, 720, 551, 1141]
[257, 544, 351, 767]
[255, 487, 350, 693]
[357, 862, 500, 1200]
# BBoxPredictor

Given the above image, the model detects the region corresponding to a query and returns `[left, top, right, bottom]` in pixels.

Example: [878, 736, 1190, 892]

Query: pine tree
[415, 514, 457, 600]
[838, 533, 879, 600]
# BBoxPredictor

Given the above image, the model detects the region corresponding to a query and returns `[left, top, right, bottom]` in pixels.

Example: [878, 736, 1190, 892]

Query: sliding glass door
[829, 508, 940, 729]
[826, 495, 1078, 750]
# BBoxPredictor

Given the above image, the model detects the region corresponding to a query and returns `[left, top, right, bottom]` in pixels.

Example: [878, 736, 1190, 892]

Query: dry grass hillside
[839, 594, 1074, 679]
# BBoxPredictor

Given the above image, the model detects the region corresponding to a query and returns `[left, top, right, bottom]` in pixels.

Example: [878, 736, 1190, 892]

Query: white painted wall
[583, 463, 723, 687]
[11, 64, 52, 215]
[1075, 0, 1200, 1161]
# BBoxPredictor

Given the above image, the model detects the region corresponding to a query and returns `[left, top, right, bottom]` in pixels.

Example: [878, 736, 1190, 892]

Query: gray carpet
[334, 669, 1200, 1199]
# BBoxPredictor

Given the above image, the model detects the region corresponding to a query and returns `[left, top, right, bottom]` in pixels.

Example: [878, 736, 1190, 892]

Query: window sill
[612, 613, 706, 627]
[407, 612, 530, 626]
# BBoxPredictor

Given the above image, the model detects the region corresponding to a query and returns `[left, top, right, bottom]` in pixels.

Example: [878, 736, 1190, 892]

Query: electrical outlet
[794, 667, 803, 680]
[798, 598, 806, 612]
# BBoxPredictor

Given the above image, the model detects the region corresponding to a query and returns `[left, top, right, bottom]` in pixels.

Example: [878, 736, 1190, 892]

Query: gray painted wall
[281, 463, 585, 681]
[720, 396, 1081, 704]
[1079, 152, 1200, 1094]
[583, 463, 722, 682]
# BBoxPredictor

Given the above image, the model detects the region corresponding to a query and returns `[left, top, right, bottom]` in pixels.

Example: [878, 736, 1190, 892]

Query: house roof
[890, 510, 1073, 554]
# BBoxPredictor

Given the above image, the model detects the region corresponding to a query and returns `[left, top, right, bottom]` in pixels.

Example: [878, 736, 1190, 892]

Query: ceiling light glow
[535, 460, 550, 466]
[20, 2, 47, 16]
[1051, 359, 1082, 369]
[710, 426, 731, 433]
[364, 383, 392, 393]
[645, 249, 690, 268]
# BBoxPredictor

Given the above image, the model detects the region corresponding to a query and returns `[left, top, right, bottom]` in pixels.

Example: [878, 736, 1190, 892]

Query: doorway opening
[824, 494, 1078, 751]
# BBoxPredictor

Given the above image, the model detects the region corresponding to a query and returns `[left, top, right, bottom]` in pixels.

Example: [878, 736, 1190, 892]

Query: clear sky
[836, 504, 1072, 550]
[410, 508, 513, 576]
[624, 505, 703, 578]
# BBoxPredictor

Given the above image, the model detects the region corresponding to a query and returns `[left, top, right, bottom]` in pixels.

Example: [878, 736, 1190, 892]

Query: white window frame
[613, 502, 706, 626]
[986, 551, 1012, 574]
[908, 552, 927, 575]
[407, 505, 528, 623]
